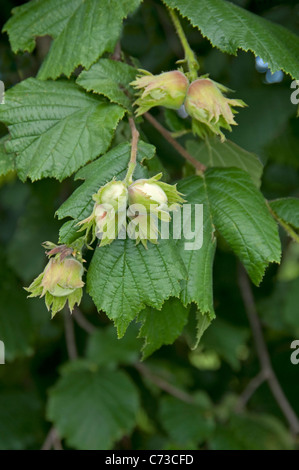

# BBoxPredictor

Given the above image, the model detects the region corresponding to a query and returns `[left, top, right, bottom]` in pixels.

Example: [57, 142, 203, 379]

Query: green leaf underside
[3, 0, 142, 80]
[0, 79, 125, 181]
[87, 238, 187, 337]
[270, 198, 299, 230]
[47, 367, 139, 450]
[138, 298, 189, 359]
[186, 137, 263, 187]
[0, 135, 15, 176]
[57, 141, 155, 244]
[163, 0, 299, 79]
[77, 59, 137, 110]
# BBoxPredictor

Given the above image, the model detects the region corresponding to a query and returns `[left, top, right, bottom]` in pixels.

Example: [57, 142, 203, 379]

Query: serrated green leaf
[205, 167, 281, 285]
[270, 198, 299, 230]
[138, 298, 189, 359]
[87, 238, 187, 337]
[77, 59, 137, 109]
[160, 396, 215, 446]
[177, 176, 216, 316]
[184, 309, 213, 350]
[3, 0, 141, 80]
[57, 141, 155, 244]
[0, 79, 125, 181]
[163, 0, 299, 79]
[0, 135, 15, 176]
[186, 137, 263, 187]
[210, 413, 294, 450]
[47, 366, 139, 450]
[86, 324, 141, 367]
[178, 167, 281, 307]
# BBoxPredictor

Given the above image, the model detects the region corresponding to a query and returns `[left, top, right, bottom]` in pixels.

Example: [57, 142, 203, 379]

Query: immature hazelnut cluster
[25, 243, 84, 317]
[131, 70, 246, 141]
[78, 174, 185, 248]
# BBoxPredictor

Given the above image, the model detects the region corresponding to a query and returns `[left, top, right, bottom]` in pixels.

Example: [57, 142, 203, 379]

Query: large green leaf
[270, 198, 299, 230]
[87, 238, 187, 337]
[77, 59, 137, 110]
[138, 298, 189, 359]
[160, 395, 214, 447]
[86, 324, 141, 367]
[186, 137, 263, 187]
[47, 366, 139, 450]
[3, 0, 141, 80]
[163, 0, 299, 79]
[0, 136, 15, 176]
[205, 167, 281, 285]
[179, 168, 281, 296]
[0, 79, 125, 181]
[57, 141, 155, 244]
[210, 413, 293, 450]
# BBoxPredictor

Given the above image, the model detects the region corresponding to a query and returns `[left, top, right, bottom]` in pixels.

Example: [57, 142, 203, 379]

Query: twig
[238, 264, 299, 435]
[111, 41, 122, 61]
[235, 370, 267, 412]
[64, 311, 78, 361]
[135, 362, 194, 404]
[41, 427, 63, 450]
[144, 112, 206, 172]
[125, 117, 140, 184]
[73, 307, 96, 334]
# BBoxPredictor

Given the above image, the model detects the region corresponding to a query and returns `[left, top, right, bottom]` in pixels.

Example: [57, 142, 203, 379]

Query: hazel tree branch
[134, 362, 194, 404]
[41, 427, 63, 451]
[144, 112, 206, 172]
[238, 264, 299, 436]
[73, 306, 96, 334]
[64, 309, 78, 361]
